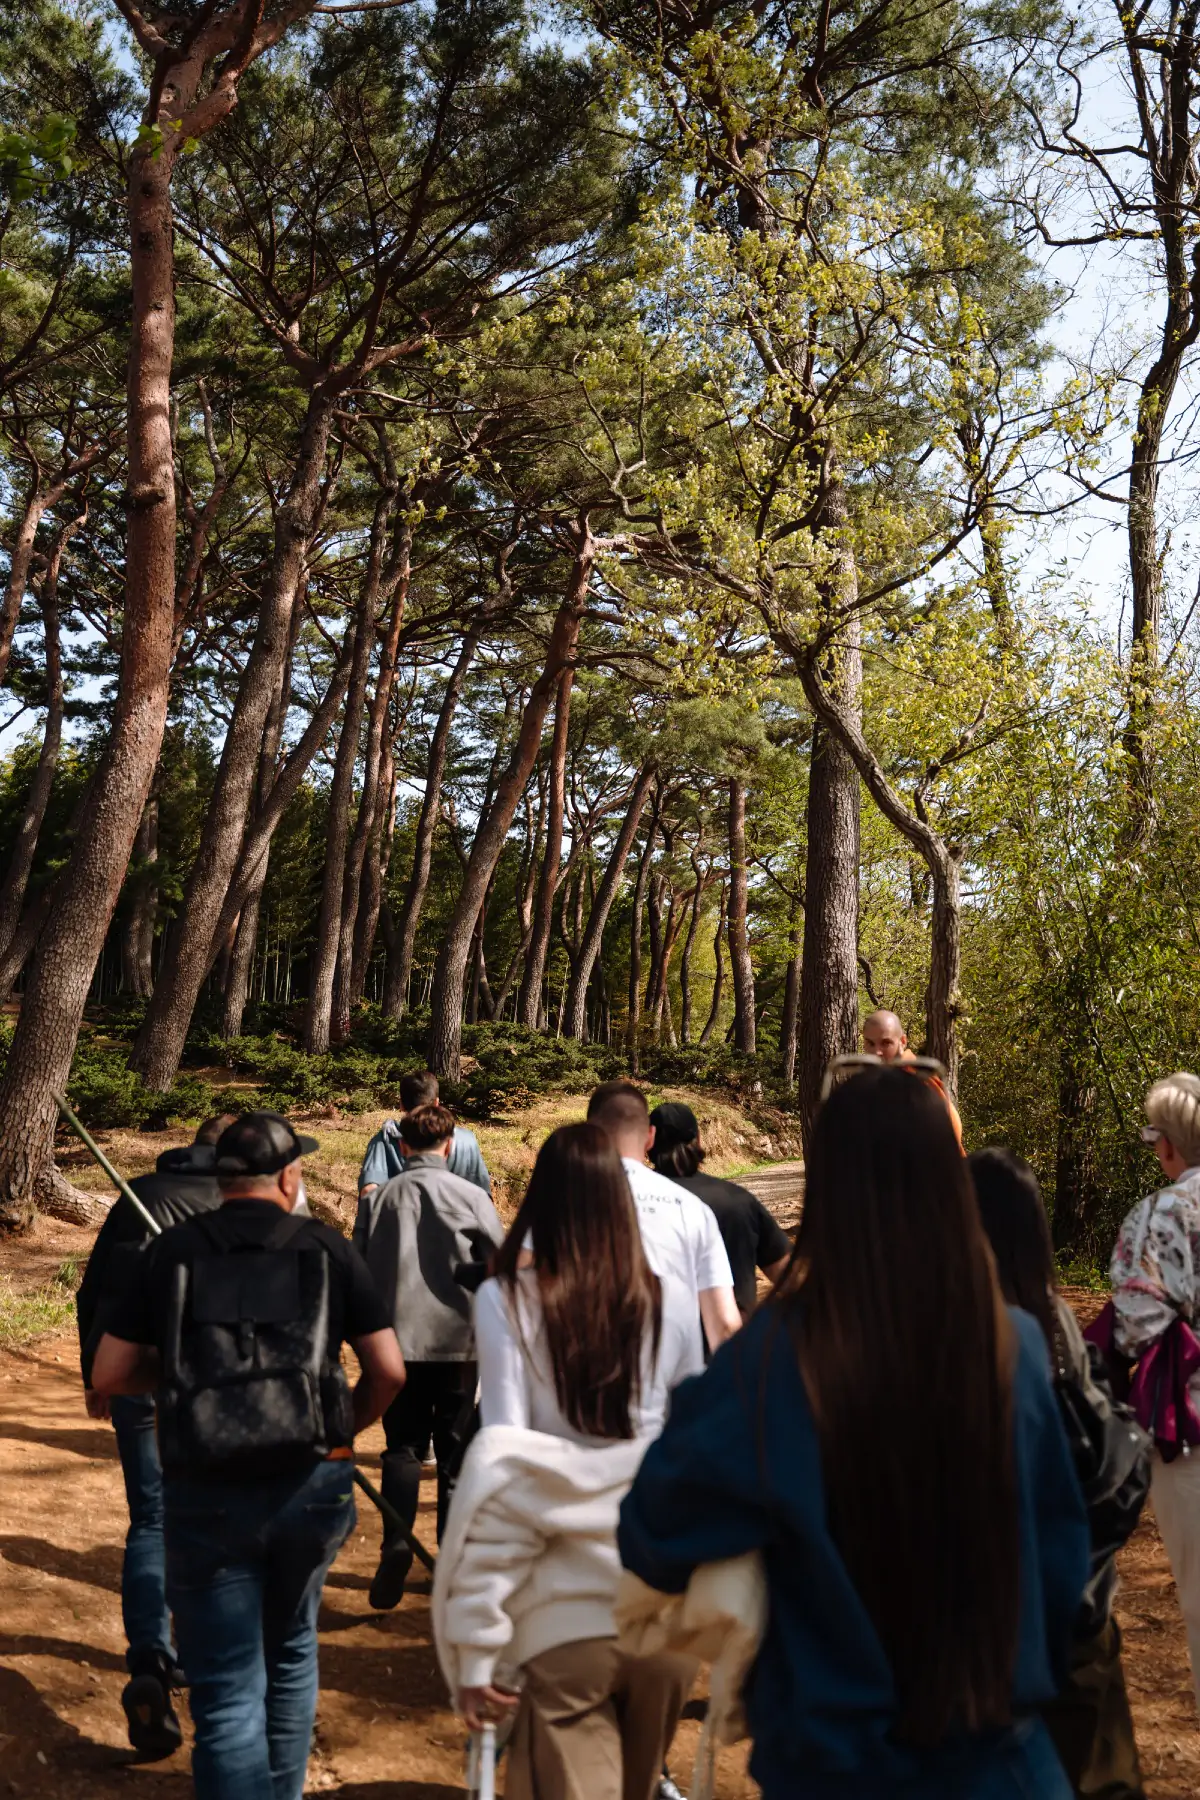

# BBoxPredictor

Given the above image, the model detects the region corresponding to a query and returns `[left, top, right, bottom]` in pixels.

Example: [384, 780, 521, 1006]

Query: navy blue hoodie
[619, 1304, 1089, 1800]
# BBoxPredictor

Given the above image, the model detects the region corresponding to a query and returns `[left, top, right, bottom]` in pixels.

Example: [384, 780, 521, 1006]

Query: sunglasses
[820, 1053, 949, 1103]
[1140, 1126, 1164, 1145]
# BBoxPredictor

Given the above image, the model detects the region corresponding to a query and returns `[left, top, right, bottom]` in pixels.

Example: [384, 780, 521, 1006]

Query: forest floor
[0, 1099, 1197, 1797]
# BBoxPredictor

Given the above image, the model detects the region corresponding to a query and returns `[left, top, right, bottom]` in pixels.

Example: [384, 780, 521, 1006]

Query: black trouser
[379, 1360, 476, 1551]
[1039, 1616, 1144, 1800]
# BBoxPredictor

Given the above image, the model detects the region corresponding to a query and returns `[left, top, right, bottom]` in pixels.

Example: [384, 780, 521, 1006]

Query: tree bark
[727, 776, 756, 1053]
[698, 881, 728, 1046]
[678, 847, 705, 1045]
[518, 664, 572, 1028]
[350, 734, 397, 1004]
[780, 895, 803, 1086]
[0, 526, 67, 966]
[305, 526, 382, 1053]
[795, 639, 963, 1096]
[333, 515, 412, 1036]
[120, 800, 158, 998]
[428, 533, 593, 1078]
[384, 628, 479, 1018]
[625, 801, 658, 1066]
[562, 765, 656, 1040]
[0, 132, 182, 1230]
[0, 446, 104, 687]
[131, 391, 335, 1089]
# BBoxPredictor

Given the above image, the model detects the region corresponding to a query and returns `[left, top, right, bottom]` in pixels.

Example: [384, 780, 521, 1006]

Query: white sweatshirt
[474, 1269, 703, 1443]
[432, 1423, 648, 1696]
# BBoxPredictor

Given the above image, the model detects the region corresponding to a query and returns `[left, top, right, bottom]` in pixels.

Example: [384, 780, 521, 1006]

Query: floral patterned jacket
[1110, 1168, 1200, 1361]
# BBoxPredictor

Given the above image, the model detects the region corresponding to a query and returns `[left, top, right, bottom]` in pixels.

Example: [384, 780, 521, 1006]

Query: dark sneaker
[121, 1669, 183, 1760]
[369, 1542, 414, 1611]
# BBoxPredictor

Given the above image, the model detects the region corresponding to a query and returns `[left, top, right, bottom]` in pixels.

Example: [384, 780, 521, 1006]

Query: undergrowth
[0, 1258, 82, 1351]
[0, 1003, 792, 1131]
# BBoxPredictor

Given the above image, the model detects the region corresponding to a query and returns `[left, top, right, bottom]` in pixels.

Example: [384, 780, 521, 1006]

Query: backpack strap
[187, 1209, 312, 1254]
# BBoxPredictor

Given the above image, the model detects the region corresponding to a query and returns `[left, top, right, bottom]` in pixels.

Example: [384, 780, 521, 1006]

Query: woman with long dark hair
[970, 1147, 1146, 1800]
[618, 1068, 1089, 1798]
[432, 1123, 700, 1800]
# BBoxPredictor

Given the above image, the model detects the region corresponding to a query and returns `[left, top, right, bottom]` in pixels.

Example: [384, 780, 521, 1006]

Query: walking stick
[54, 1091, 165, 1238]
[55, 1092, 436, 1572]
[466, 1722, 497, 1800]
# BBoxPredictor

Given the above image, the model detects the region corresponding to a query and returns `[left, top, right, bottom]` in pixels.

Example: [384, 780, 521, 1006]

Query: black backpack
[157, 1211, 353, 1478]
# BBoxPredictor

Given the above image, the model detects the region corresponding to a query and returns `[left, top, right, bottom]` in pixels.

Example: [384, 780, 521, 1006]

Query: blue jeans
[165, 1459, 356, 1800]
[111, 1394, 172, 1670]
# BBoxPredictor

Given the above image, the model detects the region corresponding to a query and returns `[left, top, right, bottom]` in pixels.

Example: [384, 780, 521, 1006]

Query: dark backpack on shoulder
[157, 1212, 353, 1478]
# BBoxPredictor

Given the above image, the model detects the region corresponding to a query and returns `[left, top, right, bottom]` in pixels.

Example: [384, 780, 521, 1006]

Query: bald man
[862, 1009, 964, 1146]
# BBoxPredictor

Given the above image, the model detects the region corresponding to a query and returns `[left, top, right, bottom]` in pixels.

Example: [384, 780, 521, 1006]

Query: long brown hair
[782, 1066, 1018, 1746]
[493, 1123, 662, 1439]
[968, 1147, 1058, 1357]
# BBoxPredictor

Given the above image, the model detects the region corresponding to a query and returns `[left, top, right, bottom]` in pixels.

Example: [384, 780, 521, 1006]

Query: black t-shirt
[675, 1172, 793, 1316]
[107, 1199, 391, 1367]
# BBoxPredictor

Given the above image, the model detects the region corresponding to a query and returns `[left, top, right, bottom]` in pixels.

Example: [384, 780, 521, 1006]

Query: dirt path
[2, 1189, 1199, 1797]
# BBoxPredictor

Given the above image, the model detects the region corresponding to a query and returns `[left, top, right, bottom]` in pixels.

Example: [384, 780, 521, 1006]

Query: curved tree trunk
[518, 665, 572, 1027]
[727, 776, 756, 1053]
[698, 881, 728, 1046]
[131, 391, 335, 1091]
[0, 526, 67, 966]
[428, 535, 593, 1079]
[384, 628, 479, 1018]
[562, 764, 655, 1039]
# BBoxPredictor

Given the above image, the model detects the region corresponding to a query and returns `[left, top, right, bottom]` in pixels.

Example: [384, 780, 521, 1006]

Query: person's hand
[458, 1684, 520, 1731]
[84, 1388, 110, 1421]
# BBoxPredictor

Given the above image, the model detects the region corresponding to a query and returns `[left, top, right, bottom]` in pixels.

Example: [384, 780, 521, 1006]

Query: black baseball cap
[649, 1102, 700, 1155]
[215, 1111, 318, 1177]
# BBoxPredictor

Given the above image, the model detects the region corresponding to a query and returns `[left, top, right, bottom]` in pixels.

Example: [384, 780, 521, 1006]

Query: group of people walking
[73, 1020, 1200, 1800]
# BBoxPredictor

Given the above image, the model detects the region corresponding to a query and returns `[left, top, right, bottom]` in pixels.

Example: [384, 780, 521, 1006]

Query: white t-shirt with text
[621, 1156, 734, 1317]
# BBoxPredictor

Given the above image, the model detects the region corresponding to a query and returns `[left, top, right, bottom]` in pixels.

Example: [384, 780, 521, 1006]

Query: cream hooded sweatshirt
[432, 1423, 648, 1695]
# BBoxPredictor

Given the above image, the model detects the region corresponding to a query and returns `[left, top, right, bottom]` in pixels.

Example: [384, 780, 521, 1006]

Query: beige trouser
[504, 1636, 696, 1800]
[1151, 1451, 1200, 1712]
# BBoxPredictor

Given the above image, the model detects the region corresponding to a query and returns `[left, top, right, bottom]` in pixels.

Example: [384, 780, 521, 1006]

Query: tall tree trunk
[625, 804, 658, 1065]
[678, 848, 705, 1045]
[0, 133, 183, 1230]
[698, 881, 728, 1046]
[0, 526, 67, 965]
[351, 735, 396, 1004]
[305, 529, 382, 1053]
[120, 799, 158, 998]
[780, 894, 802, 1086]
[220, 614, 297, 1039]
[333, 517, 411, 1036]
[518, 665, 572, 1027]
[131, 392, 336, 1090]
[0, 448, 102, 686]
[384, 628, 479, 1018]
[727, 776, 756, 1053]
[562, 765, 656, 1040]
[428, 533, 592, 1078]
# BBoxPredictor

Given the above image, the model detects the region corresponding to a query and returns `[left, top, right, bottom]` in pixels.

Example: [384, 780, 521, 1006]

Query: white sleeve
[474, 1279, 531, 1430]
[693, 1200, 734, 1293]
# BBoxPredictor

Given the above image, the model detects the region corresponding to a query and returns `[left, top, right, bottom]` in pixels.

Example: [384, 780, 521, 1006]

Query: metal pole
[351, 1466, 436, 1572]
[53, 1090, 163, 1238]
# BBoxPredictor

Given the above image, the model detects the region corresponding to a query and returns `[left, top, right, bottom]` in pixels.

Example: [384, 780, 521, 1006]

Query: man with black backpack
[91, 1112, 405, 1800]
[76, 1114, 234, 1760]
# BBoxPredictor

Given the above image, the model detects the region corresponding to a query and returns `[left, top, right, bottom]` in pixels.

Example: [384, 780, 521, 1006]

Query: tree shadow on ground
[0, 1534, 123, 1595]
[0, 1419, 119, 1460]
[0, 1664, 193, 1796]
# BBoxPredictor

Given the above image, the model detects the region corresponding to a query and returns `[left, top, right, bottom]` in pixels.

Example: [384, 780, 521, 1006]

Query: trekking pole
[350, 1466, 436, 1572]
[466, 1722, 497, 1800]
[53, 1091, 163, 1239]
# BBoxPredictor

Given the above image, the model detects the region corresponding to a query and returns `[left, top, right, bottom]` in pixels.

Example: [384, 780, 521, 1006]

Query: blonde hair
[1145, 1072, 1200, 1169]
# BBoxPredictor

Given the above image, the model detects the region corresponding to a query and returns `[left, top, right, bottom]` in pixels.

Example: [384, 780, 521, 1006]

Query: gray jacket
[352, 1151, 504, 1361]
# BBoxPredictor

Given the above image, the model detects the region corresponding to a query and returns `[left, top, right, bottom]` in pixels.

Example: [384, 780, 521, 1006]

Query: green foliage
[0, 112, 74, 200]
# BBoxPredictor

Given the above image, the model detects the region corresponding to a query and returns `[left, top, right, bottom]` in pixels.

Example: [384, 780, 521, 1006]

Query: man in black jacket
[76, 1114, 234, 1759]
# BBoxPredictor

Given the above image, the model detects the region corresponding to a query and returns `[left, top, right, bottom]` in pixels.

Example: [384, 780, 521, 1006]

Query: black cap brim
[295, 1133, 319, 1156]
